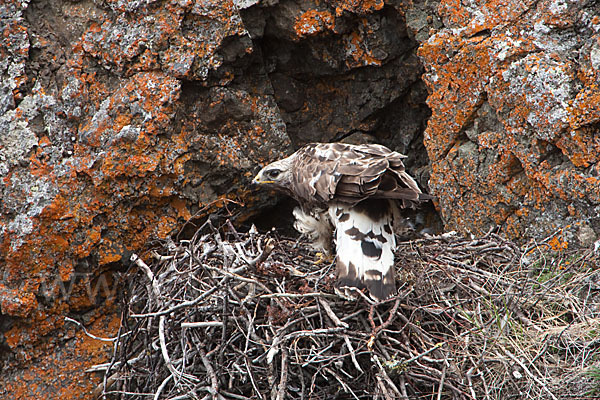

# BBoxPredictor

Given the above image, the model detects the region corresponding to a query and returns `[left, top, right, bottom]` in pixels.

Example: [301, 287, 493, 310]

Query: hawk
[253, 142, 429, 300]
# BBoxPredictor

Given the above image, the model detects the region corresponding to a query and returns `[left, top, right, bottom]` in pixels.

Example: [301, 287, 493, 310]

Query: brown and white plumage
[253, 142, 429, 300]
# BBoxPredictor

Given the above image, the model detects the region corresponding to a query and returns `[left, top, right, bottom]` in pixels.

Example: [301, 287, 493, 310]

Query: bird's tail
[328, 200, 396, 300]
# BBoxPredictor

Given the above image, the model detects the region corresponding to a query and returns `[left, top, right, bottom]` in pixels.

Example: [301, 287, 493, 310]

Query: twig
[159, 315, 198, 383]
[319, 298, 349, 328]
[259, 292, 337, 299]
[247, 238, 275, 267]
[181, 321, 223, 328]
[466, 367, 477, 400]
[372, 354, 402, 399]
[159, 315, 179, 380]
[154, 374, 173, 400]
[437, 364, 447, 400]
[276, 347, 288, 400]
[344, 335, 363, 373]
[131, 253, 161, 300]
[65, 317, 123, 342]
[200, 347, 221, 399]
[385, 342, 444, 368]
[131, 281, 224, 318]
[324, 367, 360, 400]
[502, 347, 558, 400]
[405, 372, 464, 396]
[282, 327, 346, 341]
[367, 298, 401, 349]
[246, 357, 264, 400]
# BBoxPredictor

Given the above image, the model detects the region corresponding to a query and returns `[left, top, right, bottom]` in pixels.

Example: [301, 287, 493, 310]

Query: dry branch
[94, 223, 600, 399]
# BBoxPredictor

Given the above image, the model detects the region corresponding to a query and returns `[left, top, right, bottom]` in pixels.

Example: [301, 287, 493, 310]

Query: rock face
[0, 0, 292, 396]
[0, 0, 598, 397]
[0, 0, 427, 396]
[417, 0, 600, 244]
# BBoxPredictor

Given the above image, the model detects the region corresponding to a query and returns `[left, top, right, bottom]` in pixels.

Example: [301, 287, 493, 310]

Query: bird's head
[252, 156, 293, 190]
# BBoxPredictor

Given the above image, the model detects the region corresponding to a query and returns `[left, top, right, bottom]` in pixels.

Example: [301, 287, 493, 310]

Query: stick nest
[97, 222, 600, 399]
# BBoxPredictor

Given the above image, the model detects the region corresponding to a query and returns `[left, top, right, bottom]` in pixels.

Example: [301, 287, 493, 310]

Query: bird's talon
[314, 252, 332, 265]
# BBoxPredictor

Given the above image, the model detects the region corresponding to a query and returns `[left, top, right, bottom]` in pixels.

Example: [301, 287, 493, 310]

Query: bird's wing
[291, 142, 424, 207]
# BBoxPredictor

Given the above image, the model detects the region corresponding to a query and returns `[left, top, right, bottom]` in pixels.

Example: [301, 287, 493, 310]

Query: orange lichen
[556, 128, 600, 168]
[331, 0, 384, 16]
[437, 0, 472, 28]
[548, 235, 569, 252]
[567, 83, 600, 130]
[2, 313, 119, 399]
[420, 0, 600, 241]
[294, 9, 335, 38]
[0, 285, 38, 319]
[420, 37, 491, 161]
[172, 197, 192, 220]
[344, 30, 383, 67]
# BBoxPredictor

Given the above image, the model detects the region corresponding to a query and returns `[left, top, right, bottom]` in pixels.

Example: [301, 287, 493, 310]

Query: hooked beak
[252, 176, 274, 185]
[252, 172, 274, 185]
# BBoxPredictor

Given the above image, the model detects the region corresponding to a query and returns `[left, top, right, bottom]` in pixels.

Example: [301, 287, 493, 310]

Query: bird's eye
[267, 169, 280, 179]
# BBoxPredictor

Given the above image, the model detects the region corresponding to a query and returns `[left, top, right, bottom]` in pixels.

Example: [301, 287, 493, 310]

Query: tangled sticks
[94, 223, 600, 399]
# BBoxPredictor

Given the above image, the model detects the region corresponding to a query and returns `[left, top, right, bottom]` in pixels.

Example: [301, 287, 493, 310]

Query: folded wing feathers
[291, 142, 424, 206]
[335, 149, 421, 204]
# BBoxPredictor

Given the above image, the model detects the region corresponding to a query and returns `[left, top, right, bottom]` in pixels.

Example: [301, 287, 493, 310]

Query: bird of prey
[253, 142, 429, 300]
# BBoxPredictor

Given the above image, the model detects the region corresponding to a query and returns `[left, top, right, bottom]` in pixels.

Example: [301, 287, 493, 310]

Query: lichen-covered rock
[416, 0, 600, 244]
[244, 1, 430, 158]
[0, 0, 432, 397]
[3, 0, 598, 397]
[0, 0, 289, 397]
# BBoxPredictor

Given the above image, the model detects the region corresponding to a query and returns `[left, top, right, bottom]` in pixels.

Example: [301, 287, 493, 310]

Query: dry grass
[92, 221, 600, 399]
